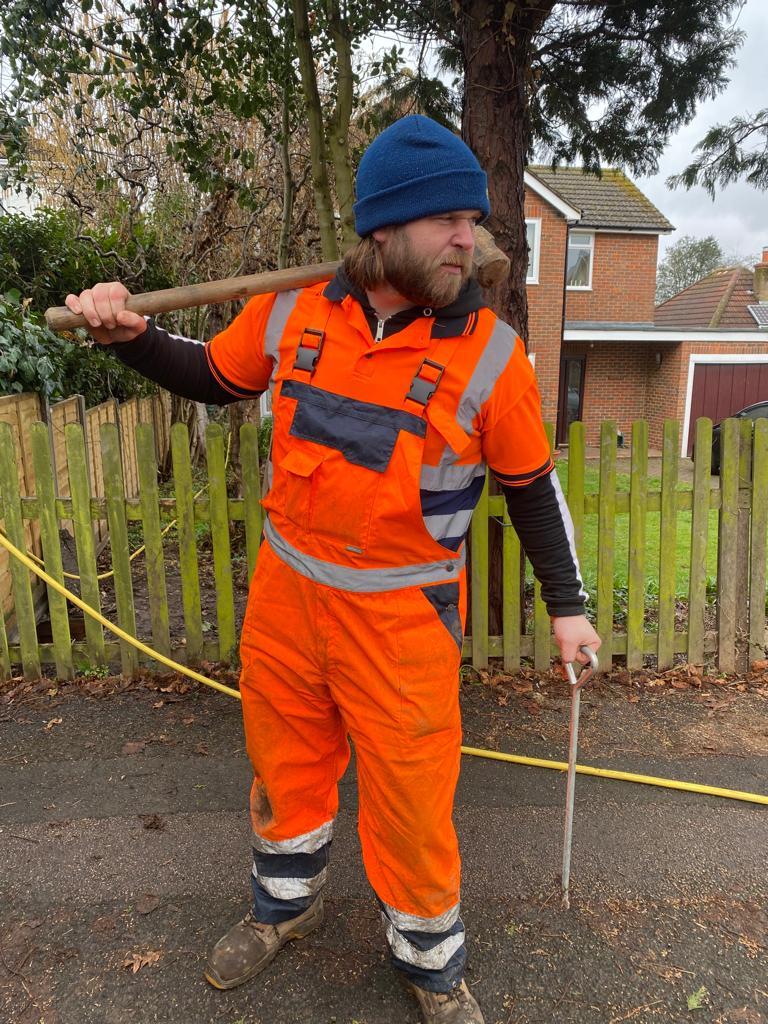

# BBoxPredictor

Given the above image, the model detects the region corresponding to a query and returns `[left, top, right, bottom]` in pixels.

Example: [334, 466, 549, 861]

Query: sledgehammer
[44, 225, 510, 331]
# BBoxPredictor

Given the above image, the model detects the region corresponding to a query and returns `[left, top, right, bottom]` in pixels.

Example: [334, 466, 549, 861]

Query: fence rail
[0, 415, 766, 682]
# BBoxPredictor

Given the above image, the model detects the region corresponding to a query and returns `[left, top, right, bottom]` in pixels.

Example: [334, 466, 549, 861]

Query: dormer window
[566, 230, 594, 290]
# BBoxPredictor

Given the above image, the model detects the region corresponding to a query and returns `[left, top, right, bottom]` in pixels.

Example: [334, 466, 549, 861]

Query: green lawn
[535, 462, 720, 603]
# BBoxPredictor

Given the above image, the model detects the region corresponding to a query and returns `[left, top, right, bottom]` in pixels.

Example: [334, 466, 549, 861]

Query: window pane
[565, 359, 584, 428]
[567, 246, 591, 287]
[526, 221, 536, 280]
[570, 231, 592, 248]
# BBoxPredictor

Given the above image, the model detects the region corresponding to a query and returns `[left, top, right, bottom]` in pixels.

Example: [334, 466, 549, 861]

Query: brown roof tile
[655, 268, 758, 328]
[527, 166, 674, 232]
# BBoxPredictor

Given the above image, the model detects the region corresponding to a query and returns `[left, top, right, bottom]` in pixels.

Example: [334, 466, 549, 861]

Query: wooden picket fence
[0, 391, 172, 624]
[0, 415, 766, 682]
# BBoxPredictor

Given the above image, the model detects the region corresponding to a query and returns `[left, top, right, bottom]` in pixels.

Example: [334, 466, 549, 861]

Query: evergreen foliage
[0, 290, 155, 405]
[0, 208, 174, 404]
[667, 108, 768, 196]
[0, 208, 173, 312]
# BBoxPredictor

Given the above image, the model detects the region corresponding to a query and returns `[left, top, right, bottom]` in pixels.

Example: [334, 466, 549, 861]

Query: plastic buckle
[294, 328, 324, 375]
[406, 358, 444, 408]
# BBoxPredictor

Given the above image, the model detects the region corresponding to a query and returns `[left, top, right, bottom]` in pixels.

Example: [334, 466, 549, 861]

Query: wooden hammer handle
[44, 225, 509, 331]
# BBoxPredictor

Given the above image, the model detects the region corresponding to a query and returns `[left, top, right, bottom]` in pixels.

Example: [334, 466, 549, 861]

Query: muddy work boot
[204, 896, 324, 990]
[405, 979, 485, 1024]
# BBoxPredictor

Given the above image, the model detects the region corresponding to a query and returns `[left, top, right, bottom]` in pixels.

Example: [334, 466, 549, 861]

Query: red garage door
[687, 361, 768, 454]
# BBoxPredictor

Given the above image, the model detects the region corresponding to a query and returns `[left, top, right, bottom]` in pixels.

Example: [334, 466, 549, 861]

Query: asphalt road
[1, 674, 766, 1024]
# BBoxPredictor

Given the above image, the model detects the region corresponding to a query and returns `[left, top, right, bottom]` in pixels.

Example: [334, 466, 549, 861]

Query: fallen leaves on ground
[687, 986, 708, 1011]
[122, 740, 146, 755]
[135, 894, 161, 915]
[43, 717, 62, 730]
[160, 680, 191, 695]
[139, 814, 165, 830]
[121, 949, 162, 973]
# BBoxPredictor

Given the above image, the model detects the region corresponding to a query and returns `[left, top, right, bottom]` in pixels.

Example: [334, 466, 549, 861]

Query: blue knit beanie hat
[353, 115, 490, 237]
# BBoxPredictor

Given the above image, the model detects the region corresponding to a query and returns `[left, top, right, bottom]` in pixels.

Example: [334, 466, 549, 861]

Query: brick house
[524, 166, 768, 451]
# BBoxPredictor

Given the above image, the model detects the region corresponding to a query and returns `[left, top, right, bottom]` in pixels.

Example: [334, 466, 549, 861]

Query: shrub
[0, 291, 155, 404]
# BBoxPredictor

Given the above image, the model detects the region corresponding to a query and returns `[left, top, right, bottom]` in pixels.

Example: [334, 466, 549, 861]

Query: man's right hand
[64, 282, 148, 345]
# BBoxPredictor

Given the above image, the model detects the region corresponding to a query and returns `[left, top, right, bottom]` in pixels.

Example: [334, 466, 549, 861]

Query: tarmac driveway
[1, 667, 766, 1023]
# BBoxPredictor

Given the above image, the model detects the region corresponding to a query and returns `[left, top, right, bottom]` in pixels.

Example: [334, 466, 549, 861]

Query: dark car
[708, 400, 768, 474]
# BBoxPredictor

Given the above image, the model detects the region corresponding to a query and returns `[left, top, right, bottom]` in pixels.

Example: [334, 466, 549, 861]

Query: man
[66, 115, 600, 1024]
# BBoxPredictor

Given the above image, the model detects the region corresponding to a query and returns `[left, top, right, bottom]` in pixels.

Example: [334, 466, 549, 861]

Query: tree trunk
[325, 0, 358, 253]
[278, 77, 297, 271]
[458, 1, 555, 639]
[291, 0, 339, 261]
[458, 0, 554, 341]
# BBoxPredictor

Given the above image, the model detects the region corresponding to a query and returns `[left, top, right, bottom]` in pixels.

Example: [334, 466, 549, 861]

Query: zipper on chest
[374, 316, 389, 343]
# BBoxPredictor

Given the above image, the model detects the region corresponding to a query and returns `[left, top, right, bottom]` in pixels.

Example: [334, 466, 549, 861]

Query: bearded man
[66, 115, 600, 1024]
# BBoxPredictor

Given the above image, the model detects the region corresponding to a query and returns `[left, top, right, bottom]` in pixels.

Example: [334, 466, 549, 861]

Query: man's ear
[372, 226, 392, 244]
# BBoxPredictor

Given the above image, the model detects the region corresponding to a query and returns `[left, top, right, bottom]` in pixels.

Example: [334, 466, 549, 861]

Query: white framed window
[566, 230, 594, 290]
[525, 218, 541, 284]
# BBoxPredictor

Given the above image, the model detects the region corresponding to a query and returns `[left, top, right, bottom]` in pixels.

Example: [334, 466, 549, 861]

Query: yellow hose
[1, 527, 766, 807]
[460, 746, 768, 807]
[0, 527, 239, 700]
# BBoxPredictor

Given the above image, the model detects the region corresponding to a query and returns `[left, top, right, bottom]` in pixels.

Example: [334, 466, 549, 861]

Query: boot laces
[242, 911, 277, 939]
[435, 985, 469, 1008]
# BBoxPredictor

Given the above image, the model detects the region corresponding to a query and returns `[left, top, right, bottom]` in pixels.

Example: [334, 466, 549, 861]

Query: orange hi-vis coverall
[113, 271, 587, 992]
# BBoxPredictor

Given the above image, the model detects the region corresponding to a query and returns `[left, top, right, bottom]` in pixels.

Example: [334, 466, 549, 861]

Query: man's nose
[451, 219, 476, 252]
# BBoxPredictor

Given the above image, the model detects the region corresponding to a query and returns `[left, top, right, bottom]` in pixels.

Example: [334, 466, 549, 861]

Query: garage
[684, 356, 768, 455]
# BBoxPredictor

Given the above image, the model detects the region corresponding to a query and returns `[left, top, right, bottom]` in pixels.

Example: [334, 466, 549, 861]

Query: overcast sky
[637, 0, 768, 265]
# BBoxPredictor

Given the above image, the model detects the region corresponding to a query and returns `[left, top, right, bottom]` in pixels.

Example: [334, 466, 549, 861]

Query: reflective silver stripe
[423, 509, 474, 542]
[264, 290, 299, 363]
[148, 319, 204, 346]
[551, 471, 589, 603]
[420, 461, 486, 492]
[252, 818, 334, 856]
[264, 517, 464, 592]
[252, 865, 328, 900]
[383, 918, 465, 970]
[456, 320, 517, 433]
[383, 901, 461, 934]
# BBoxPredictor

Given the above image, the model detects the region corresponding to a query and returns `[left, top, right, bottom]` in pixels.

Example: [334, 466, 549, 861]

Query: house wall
[523, 184, 664, 438]
[562, 342, 657, 444]
[643, 346, 683, 448]
[524, 190, 568, 425]
[565, 233, 659, 324]
[562, 339, 768, 450]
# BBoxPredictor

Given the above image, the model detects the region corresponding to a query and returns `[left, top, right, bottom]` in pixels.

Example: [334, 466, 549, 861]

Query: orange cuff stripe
[493, 457, 555, 488]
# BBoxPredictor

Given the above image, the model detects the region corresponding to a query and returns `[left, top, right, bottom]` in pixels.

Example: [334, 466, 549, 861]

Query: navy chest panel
[281, 379, 426, 473]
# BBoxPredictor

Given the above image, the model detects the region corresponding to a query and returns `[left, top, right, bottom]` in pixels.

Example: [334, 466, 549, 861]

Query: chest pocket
[277, 379, 427, 552]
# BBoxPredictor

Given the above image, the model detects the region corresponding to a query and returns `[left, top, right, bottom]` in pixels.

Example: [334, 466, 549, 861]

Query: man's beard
[380, 230, 472, 309]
